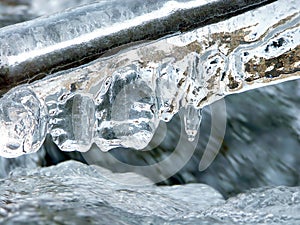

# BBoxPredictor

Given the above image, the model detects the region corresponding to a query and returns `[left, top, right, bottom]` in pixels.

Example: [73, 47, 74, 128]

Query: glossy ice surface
[0, 87, 48, 158]
[0, 161, 299, 225]
[0, 3, 299, 223]
[0, 0, 299, 157]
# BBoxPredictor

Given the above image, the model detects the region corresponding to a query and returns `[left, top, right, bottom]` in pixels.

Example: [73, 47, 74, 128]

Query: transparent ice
[94, 65, 159, 151]
[0, 0, 299, 157]
[0, 87, 48, 158]
[49, 94, 95, 152]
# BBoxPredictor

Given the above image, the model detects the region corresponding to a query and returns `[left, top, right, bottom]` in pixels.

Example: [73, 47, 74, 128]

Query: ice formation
[0, 0, 275, 95]
[1, 160, 300, 224]
[0, 0, 299, 157]
[0, 87, 48, 158]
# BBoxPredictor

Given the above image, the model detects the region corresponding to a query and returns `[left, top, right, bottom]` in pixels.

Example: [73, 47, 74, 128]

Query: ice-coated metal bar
[0, 0, 299, 159]
[0, 0, 298, 158]
[0, 0, 276, 96]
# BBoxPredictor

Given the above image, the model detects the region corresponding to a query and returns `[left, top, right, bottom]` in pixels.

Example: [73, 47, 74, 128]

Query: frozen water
[0, 147, 45, 178]
[0, 161, 225, 224]
[0, 0, 217, 67]
[202, 186, 300, 224]
[94, 65, 159, 151]
[50, 94, 95, 152]
[78, 78, 300, 198]
[0, 4, 299, 224]
[0, 87, 48, 158]
[0, 0, 299, 157]
[184, 104, 202, 141]
[0, 160, 299, 225]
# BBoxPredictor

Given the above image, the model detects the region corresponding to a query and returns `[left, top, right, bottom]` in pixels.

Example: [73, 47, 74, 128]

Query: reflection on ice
[0, 0, 299, 157]
[0, 160, 299, 225]
[0, 87, 48, 157]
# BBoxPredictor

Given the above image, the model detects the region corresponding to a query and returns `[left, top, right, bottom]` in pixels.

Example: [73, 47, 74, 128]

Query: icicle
[184, 105, 202, 142]
[0, 0, 299, 157]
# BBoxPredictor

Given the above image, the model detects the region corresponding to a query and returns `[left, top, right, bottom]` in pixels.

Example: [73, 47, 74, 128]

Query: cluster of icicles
[0, 0, 299, 158]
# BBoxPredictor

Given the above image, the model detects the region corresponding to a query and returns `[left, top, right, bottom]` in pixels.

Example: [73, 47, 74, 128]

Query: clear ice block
[49, 94, 95, 152]
[94, 65, 159, 151]
[0, 87, 48, 157]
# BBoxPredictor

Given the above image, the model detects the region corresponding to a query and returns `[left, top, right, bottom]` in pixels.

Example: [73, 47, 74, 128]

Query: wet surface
[0, 161, 299, 225]
[0, 1, 299, 224]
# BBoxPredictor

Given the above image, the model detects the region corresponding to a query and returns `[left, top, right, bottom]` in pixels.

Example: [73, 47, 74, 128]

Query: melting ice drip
[0, 0, 299, 158]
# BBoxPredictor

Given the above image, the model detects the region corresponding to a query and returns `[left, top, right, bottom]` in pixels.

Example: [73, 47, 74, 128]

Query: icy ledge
[0, 160, 300, 224]
[0, 0, 299, 157]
